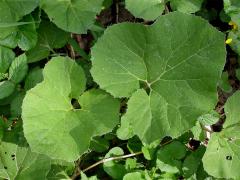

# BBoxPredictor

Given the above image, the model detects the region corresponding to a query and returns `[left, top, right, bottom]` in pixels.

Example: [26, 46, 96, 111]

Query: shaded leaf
[9, 54, 28, 84]
[27, 21, 70, 63]
[0, 81, 15, 100]
[156, 141, 187, 173]
[0, 46, 15, 74]
[17, 15, 38, 51]
[218, 71, 232, 92]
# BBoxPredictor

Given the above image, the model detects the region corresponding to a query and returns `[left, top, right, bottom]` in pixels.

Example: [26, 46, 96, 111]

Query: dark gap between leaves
[71, 98, 81, 109]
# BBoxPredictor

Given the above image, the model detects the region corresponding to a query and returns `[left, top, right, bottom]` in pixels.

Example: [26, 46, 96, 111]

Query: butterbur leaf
[203, 91, 240, 178]
[22, 57, 120, 161]
[170, 0, 204, 14]
[91, 12, 226, 144]
[0, 142, 51, 180]
[125, 0, 165, 21]
[9, 54, 28, 84]
[40, 0, 104, 34]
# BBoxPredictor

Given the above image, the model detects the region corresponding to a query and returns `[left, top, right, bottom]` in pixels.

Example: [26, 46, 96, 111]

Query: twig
[72, 151, 142, 179]
[84, 151, 142, 172]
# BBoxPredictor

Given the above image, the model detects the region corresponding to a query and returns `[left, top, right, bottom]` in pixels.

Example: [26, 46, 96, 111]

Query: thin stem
[83, 151, 142, 172]
[72, 151, 142, 180]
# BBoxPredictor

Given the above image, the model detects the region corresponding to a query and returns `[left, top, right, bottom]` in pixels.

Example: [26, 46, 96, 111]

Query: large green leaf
[202, 91, 240, 179]
[125, 0, 165, 21]
[91, 12, 226, 144]
[22, 57, 120, 161]
[40, 0, 104, 34]
[0, 0, 39, 39]
[0, 141, 51, 180]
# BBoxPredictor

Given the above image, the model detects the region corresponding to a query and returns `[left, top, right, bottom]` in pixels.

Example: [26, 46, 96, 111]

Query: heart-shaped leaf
[22, 57, 120, 161]
[91, 12, 226, 143]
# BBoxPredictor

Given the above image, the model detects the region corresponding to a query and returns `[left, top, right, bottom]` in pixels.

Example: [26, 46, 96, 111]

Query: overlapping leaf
[203, 91, 240, 179]
[170, 0, 203, 14]
[0, 142, 51, 180]
[22, 57, 120, 161]
[26, 21, 70, 63]
[40, 0, 104, 34]
[125, 0, 165, 20]
[0, 0, 39, 39]
[91, 12, 226, 144]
